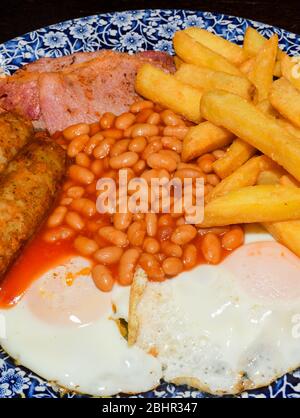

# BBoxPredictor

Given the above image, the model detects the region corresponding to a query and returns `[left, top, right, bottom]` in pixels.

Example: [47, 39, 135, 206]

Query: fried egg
[130, 231, 300, 395]
[0, 257, 162, 396]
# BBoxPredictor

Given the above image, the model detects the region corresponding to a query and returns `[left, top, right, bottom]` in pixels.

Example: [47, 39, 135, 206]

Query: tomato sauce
[0, 227, 75, 309]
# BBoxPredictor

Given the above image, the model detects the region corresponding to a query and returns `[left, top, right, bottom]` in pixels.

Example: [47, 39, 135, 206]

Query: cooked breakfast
[1, 22, 300, 397]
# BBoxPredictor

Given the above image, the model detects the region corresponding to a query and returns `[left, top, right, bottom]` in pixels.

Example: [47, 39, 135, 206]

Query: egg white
[0, 257, 162, 396]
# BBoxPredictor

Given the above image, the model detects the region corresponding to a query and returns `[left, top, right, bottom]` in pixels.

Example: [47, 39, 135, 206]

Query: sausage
[0, 112, 33, 174]
[0, 139, 66, 278]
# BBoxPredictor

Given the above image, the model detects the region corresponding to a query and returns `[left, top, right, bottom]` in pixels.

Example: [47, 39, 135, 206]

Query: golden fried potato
[270, 77, 300, 128]
[264, 221, 300, 257]
[207, 155, 271, 202]
[248, 34, 278, 103]
[212, 138, 256, 179]
[200, 90, 300, 181]
[175, 63, 253, 100]
[184, 27, 247, 66]
[135, 64, 202, 123]
[277, 118, 300, 138]
[173, 31, 243, 76]
[281, 53, 300, 91]
[174, 56, 184, 69]
[201, 185, 300, 227]
[182, 121, 234, 161]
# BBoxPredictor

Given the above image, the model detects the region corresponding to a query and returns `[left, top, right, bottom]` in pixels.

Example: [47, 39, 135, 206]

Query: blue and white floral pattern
[0, 9, 300, 398]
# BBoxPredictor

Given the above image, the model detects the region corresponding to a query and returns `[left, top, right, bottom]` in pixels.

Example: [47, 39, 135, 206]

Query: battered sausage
[0, 139, 66, 278]
[0, 112, 33, 174]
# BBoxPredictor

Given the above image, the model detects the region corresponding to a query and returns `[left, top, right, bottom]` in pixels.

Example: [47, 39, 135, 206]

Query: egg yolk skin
[223, 241, 300, 302]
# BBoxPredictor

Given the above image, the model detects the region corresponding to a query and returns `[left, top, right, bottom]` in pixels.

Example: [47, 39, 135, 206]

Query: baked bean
[201, 233, 222, 264]
[65, 211, 85, 231]
[147, 152, 177, 172]
[63, 123, 90, 141]
[131, 123, 159, 138]
[133, 213, 145, 221]
[161, 241, 183, 258]
[92, 264, 114, 292]
[143, 237, 160, 254]
[204, 184, 214, 196]
[90, 159, 104, 176]
[142, 139, 162, 160]
[171, 224, 197, 245]
[147, 112, 160, 125]
[141, 169, 160, 184]
[197, 154, 215, 173]
[43, 226, 74, 242]
[158, 168, 170, 180]
[163, 126, 188, 139]
[130, 100, 154, 113]
[101, 128, 123, 139]
[123, 126, 133, 138]
[70, 198, 96, 217]
[157, 226, 174, 242]
[67, 134, 89, 157]
[67, 186, 85, 199]
[197, 226, 230, 236]
[120, 167, 135, 181]
[207, 174, 220, 186]
[145, 213, 157, 237]
[90, 122, 100, 136]
[221, 227, 244, 251]
[176, 217, 186, 226]
[68, 165, 95, 185]
[60, 197, 73, 206]
[138, 253, 165, 281]
[84, 134, 103, 155]
[100, 112, 116, 129]
[93, 137, 116, 159]
[129, 136, 147, 153]
[159, 149, 180, 163]
[162, 257, 183, 276]
[113, 212, 132, 231]
[135, 108, 153, 123]
[114, 112, 136, 130]
[93, 246, 123, 265]
[161, 136, 182, 153]
[127, 221, 146, 246]
[110, 152, 139, 169]
[119, 248, 141, 286]
[47, 206, 67, 228]
[76, 152, 90, 168]
[160, 110, 181, 126]
[98, 226, 129, 247]
[213, 149, 226, 159]
[182, 244, 197, 269]
[110, 139, 130, 157]
[133, 159, 146, 175]
[73, 235, 98, 256]
[174, 168, 204, 182]
[158, 214, 175, 227]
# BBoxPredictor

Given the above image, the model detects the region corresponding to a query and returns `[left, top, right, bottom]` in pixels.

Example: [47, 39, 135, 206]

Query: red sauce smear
[0, 227, 74, 309]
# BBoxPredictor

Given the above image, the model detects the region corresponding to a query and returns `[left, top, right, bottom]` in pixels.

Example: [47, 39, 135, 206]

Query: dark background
[0, 0, 299, 43]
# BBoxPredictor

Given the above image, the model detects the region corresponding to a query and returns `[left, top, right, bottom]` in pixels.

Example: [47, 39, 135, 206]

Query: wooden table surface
[0, 0, 299, 44]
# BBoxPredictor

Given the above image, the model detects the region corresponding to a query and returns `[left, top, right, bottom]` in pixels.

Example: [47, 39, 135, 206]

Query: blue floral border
[0, 9, 300, 398]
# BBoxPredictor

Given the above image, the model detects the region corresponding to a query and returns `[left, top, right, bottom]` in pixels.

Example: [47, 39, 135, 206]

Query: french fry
[264, 221, 300, 257]
[200, 90, 300, 181]
[181, 122, 234, 161]
[175, 63, 253, 100]
[239, 57, 255, 74]
[269, 77, 300, 128]
[281, 53, 300, 91]
[277, 118, 300, 138]
[207, 156, 271, 202]
[173, 31, 243, 77]
[200, 185, 300, 227]
[256, 99, 279, 118]
[248, 35, 278, 103]
[243, 27, 282, 76]
[174, 56, 184, 69]
[212, 138, 256, 179]
[256, 168, 285, 185]
[135, 64, 203, 123]
[184, 27, 247, 66]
